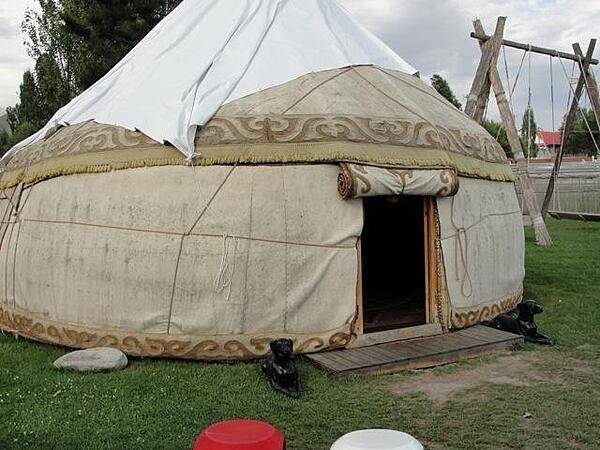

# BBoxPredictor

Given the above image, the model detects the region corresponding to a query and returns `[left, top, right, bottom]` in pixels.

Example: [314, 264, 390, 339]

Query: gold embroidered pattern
[450, 288, 523, 328]
[196, 115, 507, 163]
[6, 115, 506, 173]
[0, 306, 353, 360]
[6, 121, 157, 170]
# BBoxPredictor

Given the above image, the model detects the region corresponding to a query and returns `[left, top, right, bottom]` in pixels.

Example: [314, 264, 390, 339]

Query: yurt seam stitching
[350, 67, 458, 172]
[18, 218, 356, 249]
[281, 67, 353, 114]
[439, 209, 523, 239]
[166, 163, 240, 334]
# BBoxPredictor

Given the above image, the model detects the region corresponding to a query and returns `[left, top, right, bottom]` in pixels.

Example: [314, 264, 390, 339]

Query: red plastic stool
[193, 419, 285, 450]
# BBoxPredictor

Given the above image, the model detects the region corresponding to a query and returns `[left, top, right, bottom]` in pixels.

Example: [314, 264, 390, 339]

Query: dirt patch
[389, 353, 554, 406]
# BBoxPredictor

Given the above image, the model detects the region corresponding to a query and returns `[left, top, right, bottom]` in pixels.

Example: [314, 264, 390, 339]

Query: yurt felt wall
[0, 164, 361, 360]
[437, 177, 525, 328]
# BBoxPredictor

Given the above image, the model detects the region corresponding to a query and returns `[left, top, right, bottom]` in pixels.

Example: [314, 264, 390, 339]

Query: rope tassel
[214, 234, 238, 294]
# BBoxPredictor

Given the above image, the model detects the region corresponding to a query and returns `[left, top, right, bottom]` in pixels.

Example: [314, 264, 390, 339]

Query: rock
[53, 347, 128, 372]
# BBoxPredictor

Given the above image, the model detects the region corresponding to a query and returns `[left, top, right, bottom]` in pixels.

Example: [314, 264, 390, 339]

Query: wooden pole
[471, 19, 494, 124]
[470, 33, 599, 65]
[465, 18, 506, 118]
[541, 40, 596, 218]
[576, 42, 600, 127]
[470, 18, 553, 245]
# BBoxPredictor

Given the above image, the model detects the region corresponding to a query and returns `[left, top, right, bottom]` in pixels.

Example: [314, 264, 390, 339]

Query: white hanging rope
[502, 45, 514, 113]
[495, 46, 528, 142]
[213, 234, 238, 294]
[449, 197, 473, 298]
[548, 55, 560, 209]
[550, 56, 556, 134]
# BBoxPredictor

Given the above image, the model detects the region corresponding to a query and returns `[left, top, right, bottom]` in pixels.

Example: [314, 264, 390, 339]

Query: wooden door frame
[352, 196, 442, 344]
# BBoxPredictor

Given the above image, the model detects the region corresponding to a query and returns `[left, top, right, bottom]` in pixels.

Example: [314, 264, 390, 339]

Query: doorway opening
[361, 196, 427, 333]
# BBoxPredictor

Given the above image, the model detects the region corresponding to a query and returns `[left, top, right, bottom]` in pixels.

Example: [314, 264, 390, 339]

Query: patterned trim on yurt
[432, 201, 452, 331]
[449, 286, 524, 329]
[0, 118, 515, 190]
[0, 305, 354, 360]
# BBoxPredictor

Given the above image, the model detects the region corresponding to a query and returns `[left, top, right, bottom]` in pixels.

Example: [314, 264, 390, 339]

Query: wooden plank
[305, 326, 524, 377]
[340, 339, 521, 377]
[459, 325, 512, 341]
[542, 40, 597, 218]
[354, 323, 442, 348]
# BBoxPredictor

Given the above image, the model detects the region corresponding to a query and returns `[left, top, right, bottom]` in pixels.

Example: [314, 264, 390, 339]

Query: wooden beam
[470, 19, 493, 124]
[541, 40, 597, 218]
[465, 17, 506, 118]
[470, 32, 599, 65]
[473, 20, 524, 159]
[577, 42, 600, 130]
[471, 19, 552, 245]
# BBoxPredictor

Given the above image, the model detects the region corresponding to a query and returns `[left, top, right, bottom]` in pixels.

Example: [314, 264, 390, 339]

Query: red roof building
[536, 130, 562, 148]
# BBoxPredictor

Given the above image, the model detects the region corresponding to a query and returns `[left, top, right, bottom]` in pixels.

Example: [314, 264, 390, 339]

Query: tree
[17, 71, 40, 128]
[34, 53, 71, 124]
[562, 108, 599, 156]
[520, 106, 538, 158]
[5, 0, 183, 149]
[431, 74, 462, 110]
[0, 130, 10, 156]
[30, 0, 183, 91]
[5, 106, 20, 134]
[483, 119, 513, 159]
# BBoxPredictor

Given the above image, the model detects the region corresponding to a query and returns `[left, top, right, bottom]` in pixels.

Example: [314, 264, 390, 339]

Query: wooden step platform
[305, 325, 523, 377]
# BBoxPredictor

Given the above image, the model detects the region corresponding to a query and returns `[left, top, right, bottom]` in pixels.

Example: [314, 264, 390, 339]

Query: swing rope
[494, 45, 528, 142]
[527, 45, 532, 163]
[556, 55, 600, 155]
[550, 56, 556, 135]
[549, 55, 560, 210]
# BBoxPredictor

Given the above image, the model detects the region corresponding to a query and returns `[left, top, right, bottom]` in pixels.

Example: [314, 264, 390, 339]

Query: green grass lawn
[1, 218, 599, 449]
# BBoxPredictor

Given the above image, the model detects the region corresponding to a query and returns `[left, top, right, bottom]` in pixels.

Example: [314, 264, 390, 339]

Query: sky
[0, 0, 599, 130]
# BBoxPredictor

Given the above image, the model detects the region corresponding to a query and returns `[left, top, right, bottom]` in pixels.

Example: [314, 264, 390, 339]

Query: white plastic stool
[330, 429, 423, 450]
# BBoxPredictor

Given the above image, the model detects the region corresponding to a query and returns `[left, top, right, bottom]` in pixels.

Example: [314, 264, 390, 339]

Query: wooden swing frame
[467, 17, 600, 245]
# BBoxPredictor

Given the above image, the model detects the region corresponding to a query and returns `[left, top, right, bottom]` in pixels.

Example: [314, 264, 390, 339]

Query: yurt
[0, 0, 524, 360]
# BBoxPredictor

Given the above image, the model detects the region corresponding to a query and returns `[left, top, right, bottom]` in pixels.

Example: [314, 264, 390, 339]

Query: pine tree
[431, 74, 462, 110]
[17, 71, 40, 127]
[483, 119, 513, 159]
[520, 106, 538, 158]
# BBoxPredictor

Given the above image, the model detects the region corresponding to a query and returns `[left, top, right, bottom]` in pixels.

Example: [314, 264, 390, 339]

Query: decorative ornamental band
[0, 305, 354, 361]
[196, 115, 507, 164]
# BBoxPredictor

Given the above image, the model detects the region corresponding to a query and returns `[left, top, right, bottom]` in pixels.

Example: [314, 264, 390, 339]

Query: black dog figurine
[261, 338, 302, 398]
[487, 299, 552, 345]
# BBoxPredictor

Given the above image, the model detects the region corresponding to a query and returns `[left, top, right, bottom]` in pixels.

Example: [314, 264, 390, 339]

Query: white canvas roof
[4, 0, 416, 162]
